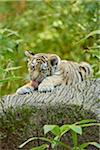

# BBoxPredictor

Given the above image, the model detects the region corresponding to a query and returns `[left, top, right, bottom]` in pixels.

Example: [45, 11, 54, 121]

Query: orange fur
[23, 81, 39, 89]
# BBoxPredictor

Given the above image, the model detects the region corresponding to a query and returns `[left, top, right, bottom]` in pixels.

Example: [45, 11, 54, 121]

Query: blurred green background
[0, 0, 99, 96]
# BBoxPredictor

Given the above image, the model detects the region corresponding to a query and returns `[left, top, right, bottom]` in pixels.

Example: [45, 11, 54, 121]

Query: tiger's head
[25, 51, 61, 83]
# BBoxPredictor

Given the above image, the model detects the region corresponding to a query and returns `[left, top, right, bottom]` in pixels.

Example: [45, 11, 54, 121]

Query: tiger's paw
[16, 86, 34, 95]
[38, 82, 54, 92]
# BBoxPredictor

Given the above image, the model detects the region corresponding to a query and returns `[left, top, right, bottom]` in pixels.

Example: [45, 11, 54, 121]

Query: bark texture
[0, 79, 100, 150]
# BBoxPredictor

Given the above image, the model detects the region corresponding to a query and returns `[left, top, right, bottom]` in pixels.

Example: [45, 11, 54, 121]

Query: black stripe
[37, 58, 45, 63]
[86, 66, 90, 75]
[79, 71, 83, 81]
[37, 56, 48, 63]
[80, 66, 86, 72]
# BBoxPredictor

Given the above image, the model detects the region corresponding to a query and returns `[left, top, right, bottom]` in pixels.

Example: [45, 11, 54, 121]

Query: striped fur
[16, 51, 92, 94]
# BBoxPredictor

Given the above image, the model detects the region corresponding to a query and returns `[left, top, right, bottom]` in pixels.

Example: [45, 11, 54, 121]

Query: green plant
[0, 66, 22, 96]
[19, 119, 100, 150]
[0, 27, 24, 96]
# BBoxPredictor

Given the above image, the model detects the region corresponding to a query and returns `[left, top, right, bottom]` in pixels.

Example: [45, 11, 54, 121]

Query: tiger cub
[16, 51, 92, 94]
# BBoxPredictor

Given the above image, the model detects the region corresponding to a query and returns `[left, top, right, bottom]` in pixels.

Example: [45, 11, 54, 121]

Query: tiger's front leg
[38, 76, 63, 92]
[16, 81, 38, 95]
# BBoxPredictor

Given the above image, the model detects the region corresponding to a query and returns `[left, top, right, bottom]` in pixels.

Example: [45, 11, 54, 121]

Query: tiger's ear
[50, 55, 60, 66]
[25, 50, 34, 59]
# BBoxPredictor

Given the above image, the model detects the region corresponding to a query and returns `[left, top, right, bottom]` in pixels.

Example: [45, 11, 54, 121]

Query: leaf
[31, 144, 48, 150]
[54, 136, 60, 142]
[19, 137, 52, 148]
[75, 30, 100, 44]
[52, 136, 71, 149]
[60, 125, 70, 136]
[52, 126, 61, 136]
[69, 125, 82, 135]
[75, 119, 96, 125]
[4, 28, 19, 37]
[5, 66, 22, 72]
[43, 125, 60, 136]
[71, 130, 78, 148]
[72, 147, 80, 150]
[80, 123, 100, 127]
[0, 68, 5, 73]
[51, 138, 59, 148]
[85, 30, 100, 38]
[44, 125, 56, 134]
[79, 142, 100, 149]
[0, 76, 22, 83]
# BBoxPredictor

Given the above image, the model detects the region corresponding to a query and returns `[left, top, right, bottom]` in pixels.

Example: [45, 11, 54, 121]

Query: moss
[0, 105, 99, 150]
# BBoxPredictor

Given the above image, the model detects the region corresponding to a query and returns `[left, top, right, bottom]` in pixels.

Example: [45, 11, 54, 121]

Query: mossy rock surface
[0, 79, 100, 150]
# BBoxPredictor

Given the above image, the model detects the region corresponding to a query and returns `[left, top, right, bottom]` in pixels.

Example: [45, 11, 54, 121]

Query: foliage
[19, 119, 100, 150]
[0, 0, 99, 96]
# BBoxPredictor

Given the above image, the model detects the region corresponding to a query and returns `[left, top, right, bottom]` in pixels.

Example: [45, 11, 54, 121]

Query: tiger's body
[16, 51, 92, 94]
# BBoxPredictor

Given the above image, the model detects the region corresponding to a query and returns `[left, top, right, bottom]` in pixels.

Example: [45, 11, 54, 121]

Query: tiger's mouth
[34, 74, 45, 83]
[30, 74, 45, 89]
[31, 80, 39, 89]
[30, 71, 45, 84]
